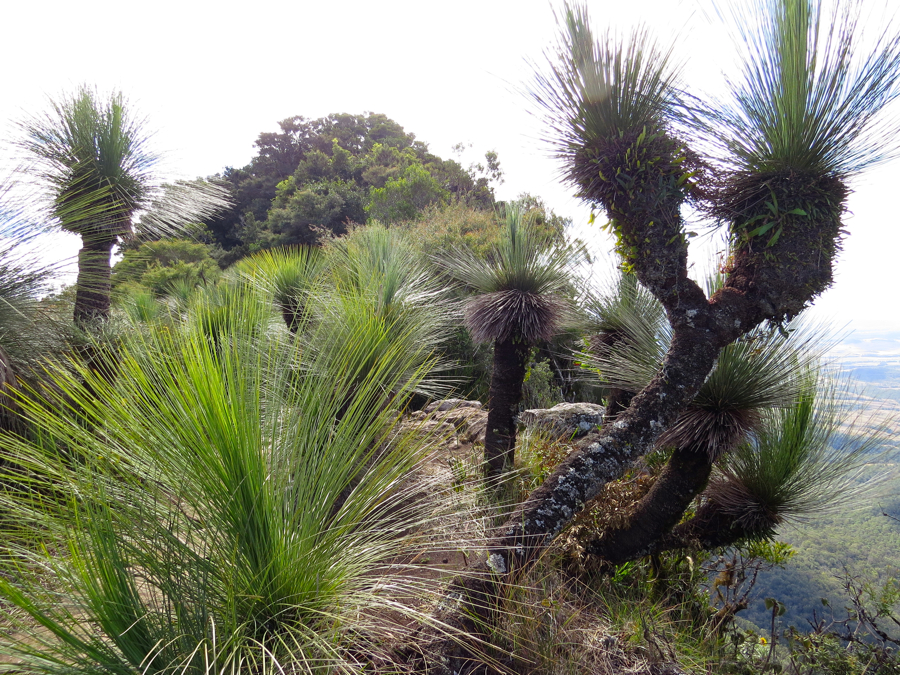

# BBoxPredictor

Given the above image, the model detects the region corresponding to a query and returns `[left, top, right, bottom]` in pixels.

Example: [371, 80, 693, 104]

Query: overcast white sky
[2, 0, 898, 335]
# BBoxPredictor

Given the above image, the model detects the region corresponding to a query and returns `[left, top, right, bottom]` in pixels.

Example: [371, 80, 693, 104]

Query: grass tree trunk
[0, 344, 17, 433]
[73, 235, 116, 326]
[484, 337, 530, 476]
[279, 300, 304, 334]
[651, 501, 766, 554]
[585, 445, 714, 564]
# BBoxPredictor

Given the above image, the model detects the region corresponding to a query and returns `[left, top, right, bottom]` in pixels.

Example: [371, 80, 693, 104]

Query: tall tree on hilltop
[18, 86, 228, 327]
[207, 113, 501, 261]
[437, 204, 580, 476]
[423, 1, 900, 669]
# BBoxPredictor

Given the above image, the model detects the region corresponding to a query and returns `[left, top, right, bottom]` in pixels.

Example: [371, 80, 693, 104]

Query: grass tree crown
[704, 0, 900, 178]
[707, 373, 891, 533]
[530, 3, 680, 165]
[701, 0, 900, 322]
[17, 86, 155, 242]
[436, 204, 580, 345]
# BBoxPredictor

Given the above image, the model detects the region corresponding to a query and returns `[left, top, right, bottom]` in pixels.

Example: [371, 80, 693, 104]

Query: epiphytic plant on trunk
[436, 204, 581, 476]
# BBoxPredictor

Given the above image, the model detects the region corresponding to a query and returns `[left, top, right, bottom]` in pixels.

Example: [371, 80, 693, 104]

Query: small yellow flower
[759, 637, 768, 645]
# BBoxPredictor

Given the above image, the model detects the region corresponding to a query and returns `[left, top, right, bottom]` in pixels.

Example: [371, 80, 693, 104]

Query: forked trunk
[73, 236, 116, 326]
[410, 131, 848, 673]
[484, 336, 530, 475]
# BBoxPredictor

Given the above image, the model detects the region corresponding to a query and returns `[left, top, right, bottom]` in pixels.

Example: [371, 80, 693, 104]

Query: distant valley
[741, 329, 900, 631]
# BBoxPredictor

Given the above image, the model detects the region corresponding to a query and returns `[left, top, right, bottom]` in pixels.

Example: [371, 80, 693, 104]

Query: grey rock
[518, 402, 605, 439]
[423, 399, 482, 414]
[407, 399, 488, 444]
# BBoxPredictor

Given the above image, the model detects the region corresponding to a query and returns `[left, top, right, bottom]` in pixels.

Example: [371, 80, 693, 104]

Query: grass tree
[582, 272, 665, 423]
[0, 181, 70, 431]
[422, 2, 900, 668]
[653, 373, 891, 553]
[437, 205, 579, 476]
[318, 224, 457, 402]
[0, 280, 454, 673]
[506, 0, 900, 567]
[703, 0, 900, 322]
[578, 272, 832, 563]
[17, 86, 228, 327]
[235, 246, 323, 333]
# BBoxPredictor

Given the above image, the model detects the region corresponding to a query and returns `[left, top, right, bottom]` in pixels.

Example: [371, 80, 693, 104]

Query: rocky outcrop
[517, 402, 605, 439]
[403, 400, 605, 448]
[405, 399, 489, 444]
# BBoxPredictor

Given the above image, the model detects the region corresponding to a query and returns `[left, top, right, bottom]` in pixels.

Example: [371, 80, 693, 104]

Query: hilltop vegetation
[202, 112, 511, 264]
[3, 0, 900, 672]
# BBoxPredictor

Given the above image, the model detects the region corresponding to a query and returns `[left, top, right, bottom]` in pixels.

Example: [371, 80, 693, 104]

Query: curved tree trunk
[410, 134, 779, 673]
[484, 337, 530, 476]
[73, 236, 116, 326]
[644, 501, 770, 555]
[585, 444, 714, 564]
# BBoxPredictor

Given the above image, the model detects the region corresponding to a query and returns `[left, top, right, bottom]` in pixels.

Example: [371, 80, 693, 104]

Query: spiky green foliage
[0, 244, 54, 374]
[315, 225, 456, 400]
[581, 273, 666, 382]
[530, 2, 679, 179]
[185, 277, 279, 344]
[134, 179, 232, 242]
[577, 273, 670, 397]
[706, 0, 900, 177]
[707, 374, 891, 533]
[0, 287, 451, 673]
[327, 224, 448, 323]
[119, 286, 167, 324]
[661, 325, 824, 456]
[583, 272, 665, 339]
[436, 204, 579, 344]
[580, 273, 825, 456]
[235, 246, 323, 332]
